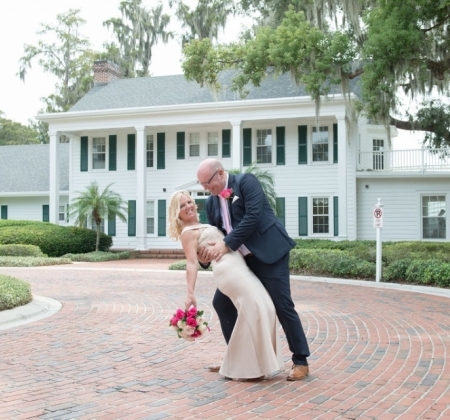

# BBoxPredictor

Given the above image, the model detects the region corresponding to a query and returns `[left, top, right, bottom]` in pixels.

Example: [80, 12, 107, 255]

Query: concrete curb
[0, 295, 62, 331]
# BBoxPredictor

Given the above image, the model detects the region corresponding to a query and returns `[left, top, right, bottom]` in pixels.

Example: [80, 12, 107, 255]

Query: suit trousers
[212, 252, 310, 365]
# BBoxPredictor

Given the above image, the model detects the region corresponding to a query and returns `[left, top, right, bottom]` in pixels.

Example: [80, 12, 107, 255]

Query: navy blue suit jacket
[205, 172, 295, 265]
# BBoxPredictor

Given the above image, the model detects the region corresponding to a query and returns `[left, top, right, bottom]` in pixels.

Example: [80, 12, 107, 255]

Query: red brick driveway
[1, 259, 449, 420]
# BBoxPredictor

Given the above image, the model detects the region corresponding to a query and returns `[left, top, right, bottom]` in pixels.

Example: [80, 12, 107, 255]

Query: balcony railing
[358, 148, 450, 173]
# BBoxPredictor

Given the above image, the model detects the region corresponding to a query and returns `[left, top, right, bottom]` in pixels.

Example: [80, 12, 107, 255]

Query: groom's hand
[209, 240, 229, 262]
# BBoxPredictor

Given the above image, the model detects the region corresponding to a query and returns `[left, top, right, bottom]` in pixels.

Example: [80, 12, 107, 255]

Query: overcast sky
[0, 0, 423, 148]
[0, 0, 247, 125]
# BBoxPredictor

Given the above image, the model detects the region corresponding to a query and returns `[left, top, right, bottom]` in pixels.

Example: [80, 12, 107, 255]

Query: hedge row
[0, 220, 112, 257]
[0, 275, 32, 311]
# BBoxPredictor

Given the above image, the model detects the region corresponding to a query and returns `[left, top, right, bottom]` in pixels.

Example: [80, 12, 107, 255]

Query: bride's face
[178, 194, 198, 224]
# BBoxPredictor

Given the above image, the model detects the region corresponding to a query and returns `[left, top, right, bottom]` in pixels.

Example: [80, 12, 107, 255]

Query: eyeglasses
[198, 170, 219, 187]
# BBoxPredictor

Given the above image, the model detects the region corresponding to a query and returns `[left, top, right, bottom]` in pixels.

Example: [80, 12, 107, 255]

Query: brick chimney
[93, 60, 122, 85]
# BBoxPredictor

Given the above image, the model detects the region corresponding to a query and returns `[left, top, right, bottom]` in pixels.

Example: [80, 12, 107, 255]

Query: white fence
[358, 148, 450, 172]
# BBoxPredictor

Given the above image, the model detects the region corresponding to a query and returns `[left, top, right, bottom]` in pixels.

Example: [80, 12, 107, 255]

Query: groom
[195, 158, 310, 381]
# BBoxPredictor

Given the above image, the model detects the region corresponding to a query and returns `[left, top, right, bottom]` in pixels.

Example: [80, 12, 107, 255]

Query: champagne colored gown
[182, 224, 284, 379]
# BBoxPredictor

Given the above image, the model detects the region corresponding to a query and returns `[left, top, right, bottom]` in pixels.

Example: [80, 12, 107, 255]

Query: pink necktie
[219, 196, 251, 256]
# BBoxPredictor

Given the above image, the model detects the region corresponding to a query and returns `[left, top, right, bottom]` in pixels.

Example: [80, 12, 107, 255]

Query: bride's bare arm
[181, 230, 200, 310]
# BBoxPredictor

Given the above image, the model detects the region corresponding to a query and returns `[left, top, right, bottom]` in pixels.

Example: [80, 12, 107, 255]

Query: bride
[168, 190, 284, 380]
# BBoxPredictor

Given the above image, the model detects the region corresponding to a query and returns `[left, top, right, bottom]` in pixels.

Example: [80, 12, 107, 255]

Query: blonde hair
[168, 190, 199, 240]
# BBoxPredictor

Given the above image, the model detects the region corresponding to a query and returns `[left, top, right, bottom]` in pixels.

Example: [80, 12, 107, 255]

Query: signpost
[373, 198, 383, 282]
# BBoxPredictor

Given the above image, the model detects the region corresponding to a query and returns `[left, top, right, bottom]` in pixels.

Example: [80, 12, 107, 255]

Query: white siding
[357, 178, 450, 241]
[0, 196, 69, 224]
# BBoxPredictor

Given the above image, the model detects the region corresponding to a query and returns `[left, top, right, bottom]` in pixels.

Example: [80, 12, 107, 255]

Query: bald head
[196, 159, 227, 195]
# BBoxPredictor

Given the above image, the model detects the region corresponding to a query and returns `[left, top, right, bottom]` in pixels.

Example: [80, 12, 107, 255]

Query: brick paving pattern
[1, 259, 449, 419]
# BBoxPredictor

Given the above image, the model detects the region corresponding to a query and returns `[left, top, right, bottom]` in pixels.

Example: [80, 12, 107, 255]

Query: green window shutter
[158, 200, 166, 236]
[298, 125, 307, 165]
[222, 129, 231, 158]
[276, 197, 285, 227]
[108, 213, 116, 236]
[298, 197, 308, 236]
[333, 123, 338, 164]
[176, 132, 185, 160]
[276, 126, 285, 165]
[42, 205, 49, 222]
[333, 196, 339, 236]
[243, 128, 252, 166]
[127, 134, 136, 170]
[157, 132, 165, 169]
[128, 200, 136, 236]
[109, 135, 117, 171]
[0, 205, 7, 220]
[80, 136, 88, 171]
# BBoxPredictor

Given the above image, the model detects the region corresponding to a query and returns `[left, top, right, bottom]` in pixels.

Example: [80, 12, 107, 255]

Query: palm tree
[229, 162, 278, 215]
[69, 182, 128, 251]
[171, 0, 234, 47]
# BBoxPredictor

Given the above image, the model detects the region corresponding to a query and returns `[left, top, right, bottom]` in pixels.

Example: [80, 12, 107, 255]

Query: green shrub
[0, 220, 112, 257]
[383, 258, 413, 282]
[0, 275, 32, 311]
[63, 251, 130, 262]
[0, 244, 47, 257]
[290, 249, 375, 279]
[0, 256, 72, 267]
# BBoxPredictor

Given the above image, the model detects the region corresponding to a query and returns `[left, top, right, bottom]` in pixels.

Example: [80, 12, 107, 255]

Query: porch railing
[358, 148, 450, 172]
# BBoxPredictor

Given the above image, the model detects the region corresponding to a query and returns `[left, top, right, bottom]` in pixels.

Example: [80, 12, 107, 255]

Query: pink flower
[187, 307, 198, 317]
[220, 188, 234, 199]
[175, 309, 185, 320]
[186, 317, 198, 327]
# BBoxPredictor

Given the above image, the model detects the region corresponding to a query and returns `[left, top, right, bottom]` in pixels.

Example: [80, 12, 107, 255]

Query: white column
[230, 120, 242, 170]
[337, 117, 348, 239]
[135, 126, 147, 249]
[49, 130, 60, 224]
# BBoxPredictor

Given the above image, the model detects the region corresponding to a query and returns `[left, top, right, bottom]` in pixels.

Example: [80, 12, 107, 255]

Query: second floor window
[256, 129, 272, 163]
[312, 127, 329, 162]
[147, 135, 154, 167]
[189, 133, 200, 157]
[92, 137, 106, 169]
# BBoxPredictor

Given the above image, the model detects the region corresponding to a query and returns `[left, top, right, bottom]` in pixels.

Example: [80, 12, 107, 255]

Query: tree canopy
[182, 0, 450, 148]
[0, 112, 41, 146]
[102, 0, 173, 77]
[18, 9, 95, 114]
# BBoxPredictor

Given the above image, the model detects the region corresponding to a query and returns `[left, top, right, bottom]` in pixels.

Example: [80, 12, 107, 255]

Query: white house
[4, 60, 449, 249]
[0, 143, 70, 224]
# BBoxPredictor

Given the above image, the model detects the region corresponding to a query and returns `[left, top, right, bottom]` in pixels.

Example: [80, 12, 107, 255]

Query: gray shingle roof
[70, 70, 360, 112]
[0, 144, 69, 193]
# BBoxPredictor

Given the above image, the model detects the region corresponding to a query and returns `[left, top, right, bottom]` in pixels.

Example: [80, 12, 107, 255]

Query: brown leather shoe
[207, 363, 221, 372]
[287, 364, 309, 381]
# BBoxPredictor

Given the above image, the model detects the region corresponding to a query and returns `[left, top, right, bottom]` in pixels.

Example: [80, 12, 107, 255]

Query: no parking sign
[373, 206, 383, 228]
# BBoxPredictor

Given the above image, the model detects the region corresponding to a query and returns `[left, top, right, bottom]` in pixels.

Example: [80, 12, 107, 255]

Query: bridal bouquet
[169, 307, 209, 341]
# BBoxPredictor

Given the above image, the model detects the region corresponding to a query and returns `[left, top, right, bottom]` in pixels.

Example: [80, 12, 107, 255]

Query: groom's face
[198, 168, 226, 196]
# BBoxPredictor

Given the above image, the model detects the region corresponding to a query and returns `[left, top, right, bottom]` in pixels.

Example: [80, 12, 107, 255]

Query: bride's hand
[185, 293, 196, 311]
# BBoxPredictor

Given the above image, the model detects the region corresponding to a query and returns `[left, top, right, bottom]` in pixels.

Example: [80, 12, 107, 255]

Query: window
[189, 133, 200, 157]
[207, 132, 219, 156]
[256, 129, 272, 163]
[313, 197, 329, 233]
[59, 205, 65, 222]
[92, 137, 106, 169]
[422, 195, 446, 239]
[147, 135, 154, 167]
[147, 201, 155, 234]
[312, 127, 329, 162]
[91, 219, 104, 232]
[373, 139, 384, 170]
